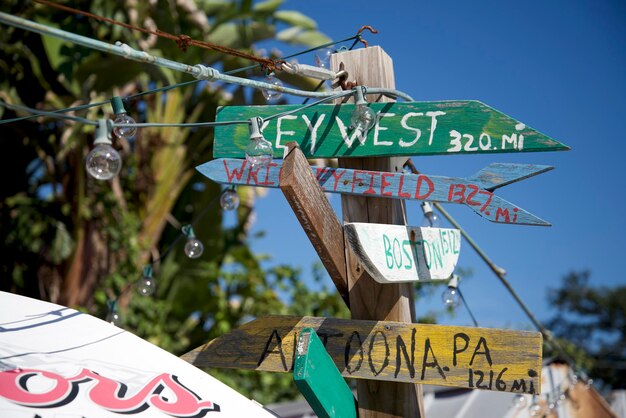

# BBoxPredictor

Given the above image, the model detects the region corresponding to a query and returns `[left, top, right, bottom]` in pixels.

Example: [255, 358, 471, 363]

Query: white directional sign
[345, 223, 461, 283]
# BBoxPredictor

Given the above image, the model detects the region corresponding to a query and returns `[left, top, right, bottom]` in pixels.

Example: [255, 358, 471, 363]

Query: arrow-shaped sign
[213, 101, 570, 159]
[345, 223, 461, 283]
[182, 315, 543, 394]
[196, 159, 553, 226]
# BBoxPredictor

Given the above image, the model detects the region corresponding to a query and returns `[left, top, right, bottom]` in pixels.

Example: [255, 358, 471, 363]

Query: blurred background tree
[546, 271, 626, 391]
[0, 0, 351, 403]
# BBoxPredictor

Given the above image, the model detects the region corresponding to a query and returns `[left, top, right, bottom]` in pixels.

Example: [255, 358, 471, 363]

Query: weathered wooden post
[330, 46, 424, 418]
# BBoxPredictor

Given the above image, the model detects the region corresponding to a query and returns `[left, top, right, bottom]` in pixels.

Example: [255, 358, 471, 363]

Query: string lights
[137, 265, 156, 296]
[245, 116, 274, 168]
[85, 119, 122, 180]
[110, 96, 137, 139]
[261, 73, 284, 101]
[350, 86, 377, 133]
[182, 225, 204, 259]
[314, 47, 334, 68]
[441, 275, 461, 308]
[1, 10, 597, 398]
[421, 201, 441, 228]
[105, 300, 121, 326]
[220, 186, 240, 211]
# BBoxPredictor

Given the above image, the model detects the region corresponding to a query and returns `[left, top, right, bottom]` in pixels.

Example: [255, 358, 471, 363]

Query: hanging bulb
[220, 187, 240, 211]
[137, 265, 156, 296]
[105, 300, 122, 326]
[261, 73, 283, 101]
[314, 47, 334, 68]
[86, 119, 122, 180]
[421, 202, 441, 228]
[442, 275, 461, 308]
[182, 225, 204, 259]
[441, 287, 460, 308]
[529, 403, 545, 417]
[512, 394, 527, 409]
[110, 96, 137, 139]
[350, 86, 377, 133]
[245, 117, 273, 168]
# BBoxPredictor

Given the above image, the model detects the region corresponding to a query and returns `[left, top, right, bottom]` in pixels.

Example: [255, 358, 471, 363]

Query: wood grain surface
[195, 159, 553, 225]
[345, 223, 461, 283]
[213, 101, 569, 159]
[182, 315, 543, 394]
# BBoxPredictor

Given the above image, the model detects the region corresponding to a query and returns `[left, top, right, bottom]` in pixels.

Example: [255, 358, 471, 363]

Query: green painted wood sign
[196, 159, 553, 226]
[213, 101, 569, 159]
[294, 328, 357, 418]
[182, 316, 543, 394]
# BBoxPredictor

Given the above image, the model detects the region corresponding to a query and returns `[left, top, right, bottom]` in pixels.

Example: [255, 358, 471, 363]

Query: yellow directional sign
[182, 316, 542, 394]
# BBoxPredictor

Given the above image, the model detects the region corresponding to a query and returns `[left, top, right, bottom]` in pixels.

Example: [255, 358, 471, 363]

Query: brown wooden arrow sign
[182, 316, 542, 394]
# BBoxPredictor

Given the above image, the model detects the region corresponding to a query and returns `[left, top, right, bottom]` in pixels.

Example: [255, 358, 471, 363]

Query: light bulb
[86, 119, 121, 180]
[350, 104, 377, 132]
[350, 86, 377, 133]
[138, 277, 156, 296]
[529, 403, 544, 417]
[421, 202, 441, 228]
[314, 48, 334, 68]
[138, 265, 155, 296]
[86, 143, 122, 180]
[106, 311, 122, 326]
[220, 189, 240, 211]
[245, 117, 273, 168]
[105, 300, 121, 326]
[182, 225, 204, 259]
[113, 113, 137, 139]
[245, 137, 273, 167]
[442, 287, 460, 308]
[261, 74, 283, 101]
[110, 96, 137, 139]
[512, 394, 527, 409]
[422, 211, 441, 228]
[184, 238, 204, 259]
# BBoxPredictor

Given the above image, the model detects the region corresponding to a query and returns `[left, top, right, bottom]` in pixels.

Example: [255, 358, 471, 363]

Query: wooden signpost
[190, 46, 559, 417]
[182, 316, 543, 395]
[293, 328, 357, 418]
[196, 158, 553, 226]
[212, 101, 570, 159]
[345, 223, 461, 283]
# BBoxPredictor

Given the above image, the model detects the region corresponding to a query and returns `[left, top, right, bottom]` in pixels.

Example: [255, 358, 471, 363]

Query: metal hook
[356, 25, 379, 48]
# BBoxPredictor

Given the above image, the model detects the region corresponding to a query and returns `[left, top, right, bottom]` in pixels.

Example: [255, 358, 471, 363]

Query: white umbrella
[0, 291, 277, 418]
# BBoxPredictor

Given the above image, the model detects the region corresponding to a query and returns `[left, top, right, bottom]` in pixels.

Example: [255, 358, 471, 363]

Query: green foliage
[546, 271, 626, 389]
[0, 0, 340, 404]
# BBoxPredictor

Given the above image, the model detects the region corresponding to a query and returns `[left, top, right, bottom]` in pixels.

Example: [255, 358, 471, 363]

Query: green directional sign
[213, 101, 569, 159]
[294, 328, 357, 418]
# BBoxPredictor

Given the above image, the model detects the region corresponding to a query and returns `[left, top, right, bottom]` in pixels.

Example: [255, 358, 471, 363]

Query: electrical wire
[0, 101, 99, 126]
[264, 91, 353, 121]
[0, 19, 368, 126]
[404, 158, 582, 375]
[456, 287, 479, 327]
[0, 86, 412, 130]
[111, 188, 224, 304]
[33, 0, 282, 71]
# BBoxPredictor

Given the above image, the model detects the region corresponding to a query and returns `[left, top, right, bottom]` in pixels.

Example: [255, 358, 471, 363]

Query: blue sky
[230, 0, 626, 329]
